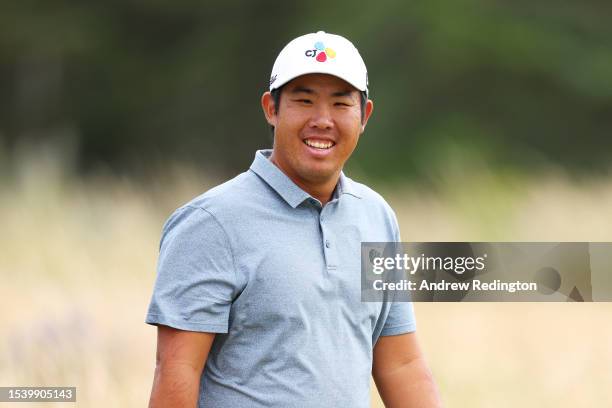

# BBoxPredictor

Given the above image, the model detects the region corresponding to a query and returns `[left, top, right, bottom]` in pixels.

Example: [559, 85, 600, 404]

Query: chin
[300, 166, 337, 183]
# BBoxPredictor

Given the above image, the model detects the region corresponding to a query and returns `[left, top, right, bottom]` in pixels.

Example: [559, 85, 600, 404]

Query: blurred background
[1, 1, 611, 406]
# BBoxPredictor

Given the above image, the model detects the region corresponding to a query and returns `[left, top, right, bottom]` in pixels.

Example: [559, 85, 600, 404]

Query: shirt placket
[320, 202, 338, 271]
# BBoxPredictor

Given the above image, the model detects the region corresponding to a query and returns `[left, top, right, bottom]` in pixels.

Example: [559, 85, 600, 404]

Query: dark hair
[268, 85, 368, 134]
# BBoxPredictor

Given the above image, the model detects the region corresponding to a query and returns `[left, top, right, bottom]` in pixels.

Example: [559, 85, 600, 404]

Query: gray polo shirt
[146, 149, 416, 408]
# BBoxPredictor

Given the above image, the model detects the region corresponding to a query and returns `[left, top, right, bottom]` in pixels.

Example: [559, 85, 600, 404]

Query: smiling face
[262, 74, 373, 193]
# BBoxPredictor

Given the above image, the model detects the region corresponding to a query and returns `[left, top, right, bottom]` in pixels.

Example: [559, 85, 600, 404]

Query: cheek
[339, 107, 362, 127]
[276, 112, 300, 141]
[338, 115, 363, 140]
[277, 111, 308, 135]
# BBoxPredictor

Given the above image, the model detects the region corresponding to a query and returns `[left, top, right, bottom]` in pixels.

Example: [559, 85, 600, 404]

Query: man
[146, 31, 442, 407]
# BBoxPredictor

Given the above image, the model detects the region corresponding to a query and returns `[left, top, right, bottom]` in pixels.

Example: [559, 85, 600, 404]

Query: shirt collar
[336, 170, 361, 199]
[249, 149, 361, 208]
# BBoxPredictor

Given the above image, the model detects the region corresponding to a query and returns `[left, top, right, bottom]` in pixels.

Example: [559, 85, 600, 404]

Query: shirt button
[325, 240, 331, 248]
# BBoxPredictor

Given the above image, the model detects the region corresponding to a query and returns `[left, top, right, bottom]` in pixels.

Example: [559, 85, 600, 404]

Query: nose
[308, 103, 334, 130]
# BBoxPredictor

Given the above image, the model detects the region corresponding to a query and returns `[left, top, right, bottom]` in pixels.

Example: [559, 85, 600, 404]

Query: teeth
[304, 139, 334, 149]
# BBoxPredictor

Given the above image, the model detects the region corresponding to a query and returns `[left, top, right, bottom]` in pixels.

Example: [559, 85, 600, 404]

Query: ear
[261, 92, 277, 127]
[360, 99, 374, 133]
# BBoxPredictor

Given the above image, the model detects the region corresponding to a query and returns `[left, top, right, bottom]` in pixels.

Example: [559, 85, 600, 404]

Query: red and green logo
[305, 41, 336, 62]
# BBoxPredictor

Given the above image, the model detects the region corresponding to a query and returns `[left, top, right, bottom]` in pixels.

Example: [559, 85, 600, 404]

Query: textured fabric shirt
[146, 149, 416, 408]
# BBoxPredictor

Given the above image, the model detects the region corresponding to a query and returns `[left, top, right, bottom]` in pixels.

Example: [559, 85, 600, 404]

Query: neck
[269, 157, 339, 206]
[296, 177, 338, 206]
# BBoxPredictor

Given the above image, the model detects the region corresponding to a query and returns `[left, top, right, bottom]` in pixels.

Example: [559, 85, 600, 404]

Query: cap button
[316, 30, 326, 34]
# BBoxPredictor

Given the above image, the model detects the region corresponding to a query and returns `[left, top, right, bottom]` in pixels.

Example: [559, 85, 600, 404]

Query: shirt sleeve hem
[380, 322, 417, 337]
[145, 313, 229, 333]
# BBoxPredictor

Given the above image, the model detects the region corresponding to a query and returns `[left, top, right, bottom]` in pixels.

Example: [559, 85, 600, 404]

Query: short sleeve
[145, 205, 239, 333]
[380, 302, 417, 336]
[379, 204, 417, 337]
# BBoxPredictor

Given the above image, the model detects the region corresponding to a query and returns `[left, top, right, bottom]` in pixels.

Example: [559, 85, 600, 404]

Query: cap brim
[271, 68, 367, 95]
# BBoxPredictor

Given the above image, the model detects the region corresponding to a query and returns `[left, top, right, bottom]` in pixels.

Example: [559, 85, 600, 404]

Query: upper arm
[155, 325, 216, 373]
[372, 331, 424, 378]
[149, 326, 216, 407]
[372, 332, 442, 407]
[146, 205, 239, 407]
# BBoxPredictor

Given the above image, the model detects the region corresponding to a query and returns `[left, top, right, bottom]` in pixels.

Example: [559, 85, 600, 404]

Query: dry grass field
[1, 149, 611, 407]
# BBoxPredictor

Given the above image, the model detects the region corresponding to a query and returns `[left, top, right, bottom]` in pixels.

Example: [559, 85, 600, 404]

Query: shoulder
[187, 170, 263, 211]
[344, 176, 397, 218]
[343, 175, 401, 240]
[161, 170, 265, 237]
[174, 168, 268, 217]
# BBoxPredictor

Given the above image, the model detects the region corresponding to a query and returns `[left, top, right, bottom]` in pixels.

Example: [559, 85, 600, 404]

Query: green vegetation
[1, 1, 611, 181]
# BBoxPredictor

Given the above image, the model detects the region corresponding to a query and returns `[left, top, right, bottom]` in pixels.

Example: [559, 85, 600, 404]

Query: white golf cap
[269, 31, 369, 95]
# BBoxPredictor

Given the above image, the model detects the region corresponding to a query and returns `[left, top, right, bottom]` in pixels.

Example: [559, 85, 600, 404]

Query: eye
[334, 102, 350, 107]
[295, 99, 312, 104]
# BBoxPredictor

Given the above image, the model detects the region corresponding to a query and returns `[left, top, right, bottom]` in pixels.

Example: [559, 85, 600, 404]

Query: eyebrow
[331, 90, 354, 98]
[289, 86, 355, 98]
[289, 86, 314, 95]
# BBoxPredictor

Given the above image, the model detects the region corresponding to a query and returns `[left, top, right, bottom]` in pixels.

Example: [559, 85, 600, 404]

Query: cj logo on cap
[304, 41, 336, 62]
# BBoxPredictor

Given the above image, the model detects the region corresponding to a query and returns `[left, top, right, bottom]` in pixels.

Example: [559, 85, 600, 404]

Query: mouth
[303, 138, 336, 150]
